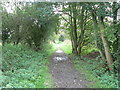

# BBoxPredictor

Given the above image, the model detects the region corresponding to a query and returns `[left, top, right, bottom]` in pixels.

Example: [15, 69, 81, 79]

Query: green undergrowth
[55, 42, 97, 55]
[1, 43, 55, 88]
[53, 42, 72, 54]
[41, 43, 57, 56]
[56, 42, 118, 88]
[81, 44, 98, 55]
[71, 55, 119, 88]
[60, 43, 72, 54]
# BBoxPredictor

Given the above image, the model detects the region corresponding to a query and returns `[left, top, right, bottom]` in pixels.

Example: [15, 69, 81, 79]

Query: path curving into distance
[49, 48, 89, 88]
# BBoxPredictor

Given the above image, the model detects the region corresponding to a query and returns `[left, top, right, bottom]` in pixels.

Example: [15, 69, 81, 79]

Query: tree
[2, 2, 60, 49]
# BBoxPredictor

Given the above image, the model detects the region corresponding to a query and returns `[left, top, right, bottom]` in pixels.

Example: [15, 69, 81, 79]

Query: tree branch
[59, 14, 71, 25]
[56, 10, 74, 19]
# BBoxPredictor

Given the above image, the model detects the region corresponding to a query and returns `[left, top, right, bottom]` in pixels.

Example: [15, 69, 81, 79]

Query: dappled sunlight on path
[53, 48, 69, 62]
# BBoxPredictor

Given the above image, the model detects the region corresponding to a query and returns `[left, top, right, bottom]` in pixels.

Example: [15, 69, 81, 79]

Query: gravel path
[49, 48, 89, 88]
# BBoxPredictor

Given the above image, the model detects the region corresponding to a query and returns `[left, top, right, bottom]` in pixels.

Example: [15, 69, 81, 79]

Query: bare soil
[49, 49, 90, 88]
[84, 52, 100, 59]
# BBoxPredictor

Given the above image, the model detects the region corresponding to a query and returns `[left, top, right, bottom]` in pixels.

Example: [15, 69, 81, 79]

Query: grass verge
[58, 42, 118, 88]
[1, 43, 55, 88]
[71, 55, 119, 88]
[52, 42, 72, 54]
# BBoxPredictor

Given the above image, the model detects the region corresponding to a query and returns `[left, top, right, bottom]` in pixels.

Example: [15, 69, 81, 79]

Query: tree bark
[112, 2, 119, 53]
[73, 17, 78, 55]
[91, 11, 106, 62]
[99, 16, 113, 71]
[112, 2, 118, 23]
[77, 6, 85, 55]
[69, 4, 76, 54]
[71, 3, 78, 55]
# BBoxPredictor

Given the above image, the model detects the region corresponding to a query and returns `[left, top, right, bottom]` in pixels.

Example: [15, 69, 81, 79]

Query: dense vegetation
[2, 2, 59, 49]
[55, 42, 119, 88]
[1, 44, 54, 88]
[1, 2, 58, 88]
[1, 1, 119, 88]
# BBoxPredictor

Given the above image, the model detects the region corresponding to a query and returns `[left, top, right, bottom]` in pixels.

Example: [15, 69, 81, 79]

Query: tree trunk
[101, 32, 113, 71]
[99, 16, 113, 71]
[69, 4, 75, 54]
[112, 2, 119, 53]
[71, 39, 75, 53]
[77, 6, 85, 55]
[73, 17, 78, 55]
[112, 2, 118, 23]
[16, 37, 20, 45]
[77, 28, 85, 55]
[71, 3, 78, 55]
[91, 11, 106, 62]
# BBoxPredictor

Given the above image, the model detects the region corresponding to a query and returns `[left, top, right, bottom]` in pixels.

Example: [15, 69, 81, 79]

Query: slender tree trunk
[16, 37, 20, 45]
[71, 39, 75, 53]
[99, 16, 113, 71]
[113, 2, 118, 23]
[70, 24, 75, 54]
[112, 2, 119, 53]
[77, 29, 85, 55]
[71, 3, 78, 55]
[69, 4, 75, 54]
[91, 11, 106, 62]
[14, 25, 20, 45]
[73, 17, 78, 55]
[77, 7, 85, 55]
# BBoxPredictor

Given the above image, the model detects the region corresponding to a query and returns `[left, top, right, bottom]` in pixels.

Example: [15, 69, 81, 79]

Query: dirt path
[49, 48, 89, 88]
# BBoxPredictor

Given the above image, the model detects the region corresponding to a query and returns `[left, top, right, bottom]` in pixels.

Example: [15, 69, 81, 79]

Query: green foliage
[1, 44, 54, 88]
[105, 23, 119, 72]
[81, 44, 98, 55]
[72, 56, 119, 88]
[53, 41, 72, 54]
[105, 24, 119, 43]
[1, 2, 119, 88]
[2, 2, 60, 48]
[59, 35, 64, 42]
[40, 41, 57, 56]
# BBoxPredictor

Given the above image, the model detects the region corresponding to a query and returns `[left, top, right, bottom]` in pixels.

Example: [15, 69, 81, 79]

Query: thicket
[2, 2, 60, 49]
